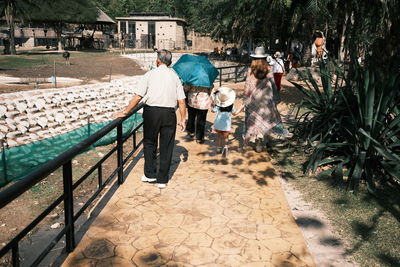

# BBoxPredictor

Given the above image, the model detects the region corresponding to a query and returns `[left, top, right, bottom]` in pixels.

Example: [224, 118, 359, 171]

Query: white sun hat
[211, 87, 236, 108]
[250, 46, 268, 58]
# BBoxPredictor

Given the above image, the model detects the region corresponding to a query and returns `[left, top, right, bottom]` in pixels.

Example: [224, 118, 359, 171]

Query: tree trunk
[5, 0, 16, 55]
[55, 24, 63, 51]
[338, 12, 349, 64]
[57, 36, 63, 51]
[335, 0, 348, 65]
[247, 36, 253, 53]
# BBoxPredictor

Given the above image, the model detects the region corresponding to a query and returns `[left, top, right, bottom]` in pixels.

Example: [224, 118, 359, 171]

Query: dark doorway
[148, 22, 155, 48]
[128, 22, 136, 48]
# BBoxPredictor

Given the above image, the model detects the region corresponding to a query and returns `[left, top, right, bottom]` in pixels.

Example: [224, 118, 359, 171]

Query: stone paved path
[62, 85, 315, 267]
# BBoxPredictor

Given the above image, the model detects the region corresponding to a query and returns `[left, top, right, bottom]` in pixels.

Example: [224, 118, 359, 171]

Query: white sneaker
[157, 183, 167, 189]
[222, 146, 229, 158]
[141, 175, 157, 183]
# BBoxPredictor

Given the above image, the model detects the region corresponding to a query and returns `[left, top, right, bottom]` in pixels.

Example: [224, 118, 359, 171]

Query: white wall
[176, 23, 186, 49]
[155, 21, 176, 49]
[136, 21, 148, 40]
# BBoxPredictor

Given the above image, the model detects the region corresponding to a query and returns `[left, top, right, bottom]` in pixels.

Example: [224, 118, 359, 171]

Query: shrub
[292, 62, 400, 193]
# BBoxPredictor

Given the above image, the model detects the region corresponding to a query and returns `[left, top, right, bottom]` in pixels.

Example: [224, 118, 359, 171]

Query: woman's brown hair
[250, 58, 269, 80]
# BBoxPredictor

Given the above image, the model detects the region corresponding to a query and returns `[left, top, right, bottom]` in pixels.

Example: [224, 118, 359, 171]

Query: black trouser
[186, 106, 208, 141]
[143, 105, 176, 184]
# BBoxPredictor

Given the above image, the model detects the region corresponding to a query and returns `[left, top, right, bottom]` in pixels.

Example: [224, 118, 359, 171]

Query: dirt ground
[0, 50, 145, 94]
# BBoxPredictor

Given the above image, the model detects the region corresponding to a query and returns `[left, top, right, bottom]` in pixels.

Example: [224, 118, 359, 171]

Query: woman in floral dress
[238, 47, 285, 151]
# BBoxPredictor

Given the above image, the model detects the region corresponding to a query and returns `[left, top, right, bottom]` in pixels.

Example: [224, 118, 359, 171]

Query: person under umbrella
[184, 84, 213, 143]
[173, 54, 219, 144]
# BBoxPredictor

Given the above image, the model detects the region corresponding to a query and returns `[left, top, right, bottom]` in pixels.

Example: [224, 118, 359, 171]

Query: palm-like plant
[293, 62, 400, 192]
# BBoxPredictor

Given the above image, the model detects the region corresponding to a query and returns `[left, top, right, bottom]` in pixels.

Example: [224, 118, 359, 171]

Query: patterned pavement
[62, 85, 315, 267]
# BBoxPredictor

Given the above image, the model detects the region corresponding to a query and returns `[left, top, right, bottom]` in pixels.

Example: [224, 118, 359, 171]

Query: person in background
[185, 84, 213, 144]
[114, 49, 186, 189]
[268, 51, 285, 91]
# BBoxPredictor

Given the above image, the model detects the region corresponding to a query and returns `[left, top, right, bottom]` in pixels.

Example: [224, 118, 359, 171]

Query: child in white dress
[211, 87, 237, 157]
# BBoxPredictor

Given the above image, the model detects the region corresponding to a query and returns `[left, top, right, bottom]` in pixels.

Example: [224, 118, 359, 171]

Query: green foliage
[195, 0, 289, 44]
[293, 62, 400, 192]
[28, 0, 99, 24]
[94, 0, 197, 24]
[0, 54, 52, 68]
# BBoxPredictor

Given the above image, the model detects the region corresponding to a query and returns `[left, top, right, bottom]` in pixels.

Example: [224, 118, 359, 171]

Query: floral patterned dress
[187, 92, 212, 110]
[185, 85, 212, 110]
[243, 69, 282, 143]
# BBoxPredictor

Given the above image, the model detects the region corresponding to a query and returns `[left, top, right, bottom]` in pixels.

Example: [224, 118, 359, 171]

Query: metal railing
[216, 64, 248, 86]
[0, 104, 144, 266]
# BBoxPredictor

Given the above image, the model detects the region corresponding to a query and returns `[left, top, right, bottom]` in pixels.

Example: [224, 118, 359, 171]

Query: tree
[96, 0, 398, 72]
[0, 0, 99, 53]
[0, 0, 34, 54]
[27, 0, 99, 51]
[195, 0, 290, 51]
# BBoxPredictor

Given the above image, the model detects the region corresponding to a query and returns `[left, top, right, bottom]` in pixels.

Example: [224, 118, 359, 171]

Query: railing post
[87, 116, 91, 137]
[63, 160, 75, 253]
[133, 131, 137, 150]
[117, 124, 123, 184]
[1, 139, 8, 183]
[219, 69, 222, 87]
[234, 66, 238, 83]
[12, 244, 19, 267]
[97, 165, 102, 189]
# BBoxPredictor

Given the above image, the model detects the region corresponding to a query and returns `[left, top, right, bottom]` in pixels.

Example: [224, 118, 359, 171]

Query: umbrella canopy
[172, 54, 219, 87]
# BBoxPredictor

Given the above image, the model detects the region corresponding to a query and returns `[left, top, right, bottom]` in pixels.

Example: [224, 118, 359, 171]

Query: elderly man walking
[115, 49, 186, 189]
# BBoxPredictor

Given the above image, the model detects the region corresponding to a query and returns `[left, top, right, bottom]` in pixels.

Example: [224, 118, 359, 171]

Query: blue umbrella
[172, 54, 219, 87]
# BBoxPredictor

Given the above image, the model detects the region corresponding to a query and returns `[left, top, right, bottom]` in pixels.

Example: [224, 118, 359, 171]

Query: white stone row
[0, 76, 141, 148]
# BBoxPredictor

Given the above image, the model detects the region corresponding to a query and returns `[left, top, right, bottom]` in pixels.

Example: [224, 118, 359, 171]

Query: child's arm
[233, 104, 244, 116]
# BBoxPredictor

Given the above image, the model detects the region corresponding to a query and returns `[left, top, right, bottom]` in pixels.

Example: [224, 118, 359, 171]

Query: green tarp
[0, 114, 142, 188]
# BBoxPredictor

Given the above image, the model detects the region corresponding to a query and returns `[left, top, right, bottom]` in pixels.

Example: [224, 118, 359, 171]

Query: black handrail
[216, 64, 248, 86]
[217, 64, 248, 70]
[0, 103, 144, 266]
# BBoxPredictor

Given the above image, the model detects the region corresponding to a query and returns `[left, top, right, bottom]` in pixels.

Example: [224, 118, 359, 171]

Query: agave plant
[292, 61, 400, 192]
[292, 63, 345, 144]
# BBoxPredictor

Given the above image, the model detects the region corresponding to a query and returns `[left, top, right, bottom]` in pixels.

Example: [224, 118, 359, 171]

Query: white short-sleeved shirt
[268, 57, 284, 73]
[134, 65, 185, 108]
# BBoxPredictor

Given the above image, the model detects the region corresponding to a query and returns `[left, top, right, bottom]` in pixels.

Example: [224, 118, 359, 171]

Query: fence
[101, 36, 186, 50]
[216, 64, 248, 86]
[0, 104, 144, 267]
[0, 114, 141, 188]
[103, 36, 156, 50]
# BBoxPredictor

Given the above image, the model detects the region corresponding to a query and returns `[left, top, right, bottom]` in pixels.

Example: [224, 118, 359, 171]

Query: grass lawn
[272, 138, 400, 267]
[0, 54, 61, 68]
[0, 50, 114, 69]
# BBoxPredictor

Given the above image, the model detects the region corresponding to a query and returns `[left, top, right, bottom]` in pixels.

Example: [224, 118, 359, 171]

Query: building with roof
[0, 8, 115, 49]
[115, 13, 187, 50]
